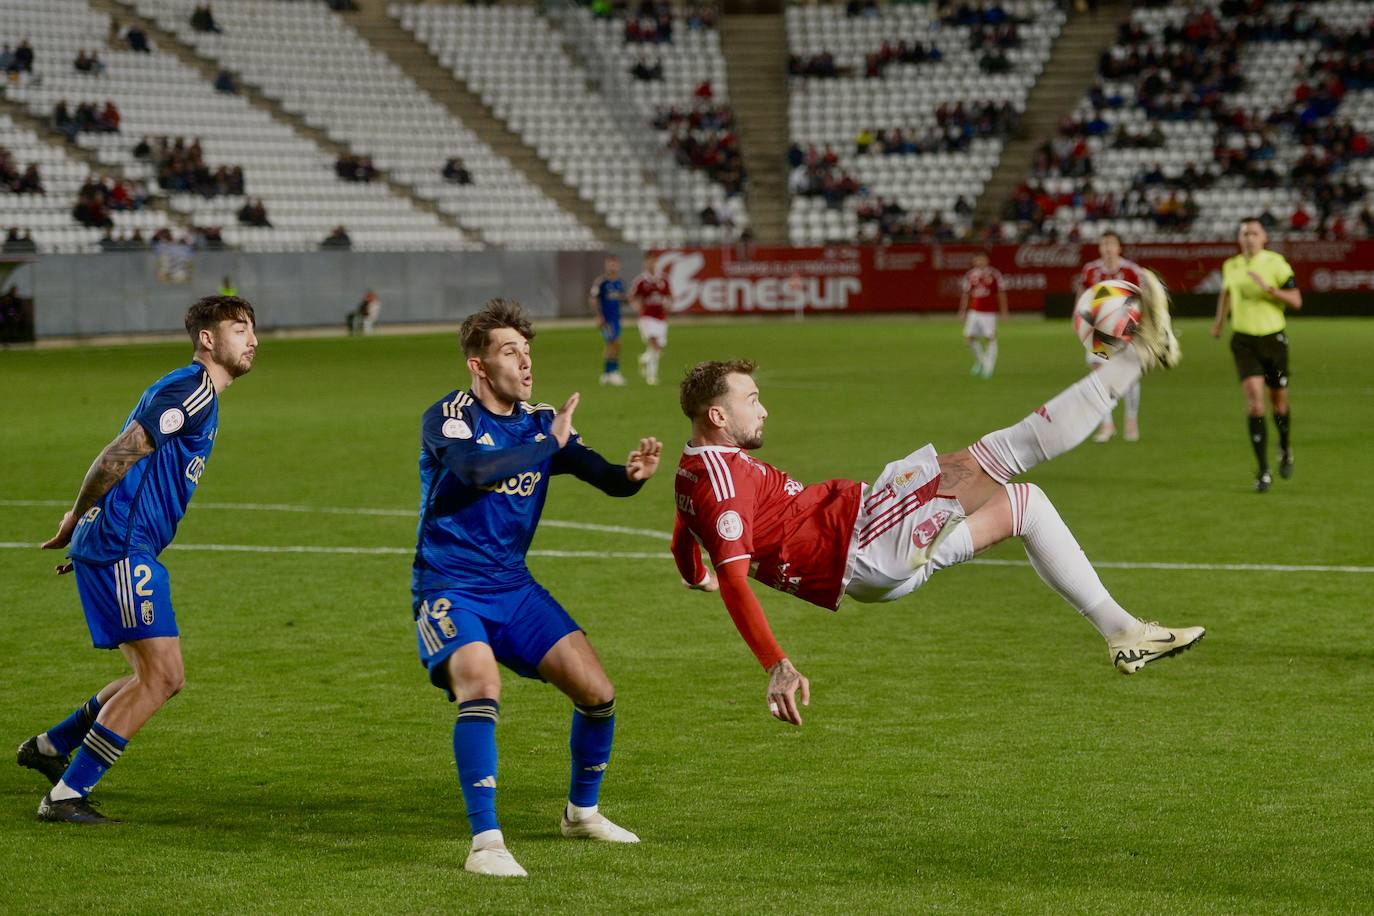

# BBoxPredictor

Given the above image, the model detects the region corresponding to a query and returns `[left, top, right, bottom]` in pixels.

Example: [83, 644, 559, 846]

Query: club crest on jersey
[912, 511, 952, 550]
[140, 600, 154, 625]
[442, 418, 473, 440]
[485, 471, 542, 497]
[185, 455, 206, 484]
[893, 470, 919, 490]
[716, 510, 743, 541]
[159, 408, 185, 435]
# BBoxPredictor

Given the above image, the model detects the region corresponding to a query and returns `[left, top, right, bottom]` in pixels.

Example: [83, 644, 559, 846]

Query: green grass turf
[2, 316, 1373, 913]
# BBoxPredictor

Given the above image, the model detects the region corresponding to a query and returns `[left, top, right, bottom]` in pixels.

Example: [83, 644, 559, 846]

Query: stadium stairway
[349, 0, 621, 247]
[720, 13, 788, 244]
[94, 0, 483, 247]
[974, 0, 1129, 228]
[0, 92, 193, 237]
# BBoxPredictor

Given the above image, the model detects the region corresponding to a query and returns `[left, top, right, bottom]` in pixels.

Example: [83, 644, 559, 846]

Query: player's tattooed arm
[42, 422, 155, 564]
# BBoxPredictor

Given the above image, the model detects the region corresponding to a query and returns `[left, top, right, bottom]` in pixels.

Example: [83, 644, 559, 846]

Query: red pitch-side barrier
[654, 241, 1374, 315]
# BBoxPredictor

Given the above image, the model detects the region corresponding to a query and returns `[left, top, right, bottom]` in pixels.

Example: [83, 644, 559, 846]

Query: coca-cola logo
[657, 250, 861, 313]
[1014, 244, 1082, 268]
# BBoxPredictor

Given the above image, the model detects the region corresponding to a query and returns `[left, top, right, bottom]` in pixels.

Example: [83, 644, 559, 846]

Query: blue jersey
[70, 363, 218, 566]
[591, 275, 624, 324]
[412, 389, 642, 596]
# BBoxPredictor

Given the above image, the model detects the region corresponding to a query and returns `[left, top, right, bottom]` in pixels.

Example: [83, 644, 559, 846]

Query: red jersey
[1078, 258, 1143, 293]
[961, 266, 1003, 313]
[672, 444, 862, 610]
[631, 272, 671, 321]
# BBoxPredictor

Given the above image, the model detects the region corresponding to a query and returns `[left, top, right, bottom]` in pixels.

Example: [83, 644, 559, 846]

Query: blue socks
[58, 722, 128, 798]
[44, 694, 103, 756]
[604, 358, 619, 374]
[569, 699, 616, 808]
[454, 699, 500, 836]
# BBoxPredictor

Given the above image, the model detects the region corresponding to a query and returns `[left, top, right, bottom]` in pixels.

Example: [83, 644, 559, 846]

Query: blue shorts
[600, 320, 621, 343]
[73, 554, 178, 649]
[414, 581, 581, 700]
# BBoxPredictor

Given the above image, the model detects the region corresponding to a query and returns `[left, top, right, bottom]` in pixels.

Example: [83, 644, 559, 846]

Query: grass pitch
[2, 316, 1372, 914]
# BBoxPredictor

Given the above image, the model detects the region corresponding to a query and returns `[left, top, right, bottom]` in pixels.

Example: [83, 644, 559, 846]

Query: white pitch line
[3, 499, 1371, 574]
[1, 541, 1371, 574]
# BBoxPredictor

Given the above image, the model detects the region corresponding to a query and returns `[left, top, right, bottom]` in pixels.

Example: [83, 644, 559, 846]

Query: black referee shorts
[1230, 331, 1289, 388]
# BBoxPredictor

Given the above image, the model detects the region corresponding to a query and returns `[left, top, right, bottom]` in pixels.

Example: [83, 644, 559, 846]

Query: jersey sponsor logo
[484, 470, 542, 497]
[716, 509, 743, 541]
[159, 408, 185, 435]
[676, 492, 696, 515]
[676, 467, 699, 483]
[185, 455, 206, 484]
[140, 599, 155, 626]
[442, 418, 473, 440]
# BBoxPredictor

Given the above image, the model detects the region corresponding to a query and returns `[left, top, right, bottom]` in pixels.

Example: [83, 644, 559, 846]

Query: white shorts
[638, 316, 667, 346]
[963, 311, 998, 340]
[843, 445, 972, 604]
[1086, 350, 1108, 368]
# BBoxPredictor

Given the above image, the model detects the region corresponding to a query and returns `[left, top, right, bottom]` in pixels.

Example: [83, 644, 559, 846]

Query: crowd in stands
[336, 153, 379, 183]
[854, 101, 1018, 157]
[73, 49, 106, 76]
[321, 225, 352, 249]
[856, 193, 968, 243]
[1, 40, 36, 75]
[786, 144, 861, 209]
[589, 0, 717, 40]
[442, 157, 472, 185]
[214, 69, 238, 94]
[52, 100, 121, 142]
[190, 4, 223, 35]
[135, 136, 245, 199]
[237, 198, 272, 228]
[0, 148, 43, 194]
[630, 56, 664, 81]
[654, 93, 746, 194]
[109, 19, 151, 54]
[3, 228, 38, 253]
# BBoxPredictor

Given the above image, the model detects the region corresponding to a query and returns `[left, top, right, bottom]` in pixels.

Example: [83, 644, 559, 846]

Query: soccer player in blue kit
[20, 296, 257, 824]
[414, 298, 662, 878]
[589, 254, 626, 386]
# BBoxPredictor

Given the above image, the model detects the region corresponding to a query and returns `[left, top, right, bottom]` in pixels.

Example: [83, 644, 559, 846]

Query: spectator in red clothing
[1290, 205, 1311, 232]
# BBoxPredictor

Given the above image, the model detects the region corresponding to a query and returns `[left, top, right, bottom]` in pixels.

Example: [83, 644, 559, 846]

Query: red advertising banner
[655, 241, 1374, 315]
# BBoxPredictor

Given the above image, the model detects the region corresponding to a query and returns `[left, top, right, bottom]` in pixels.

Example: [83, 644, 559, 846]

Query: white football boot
[560, 806, 640, 843]
[1132, 270, 1181, 370]
[1108, 619, 1206, 674]
[465, 832, 527, 878]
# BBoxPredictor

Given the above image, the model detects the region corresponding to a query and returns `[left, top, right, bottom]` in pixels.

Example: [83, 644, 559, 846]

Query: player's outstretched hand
[552, 392, 580, 446]
[625, 436, 661, 481]
[42, 512, 77, 575]
[1210, 320, 1223, 339]
[765, 658, 811, 726]
[685, 570, 718, 592]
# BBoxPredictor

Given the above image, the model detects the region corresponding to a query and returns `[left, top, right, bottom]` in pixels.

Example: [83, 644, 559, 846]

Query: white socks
[37, 733, 58, 756]
[1122, 379, 1140, 420]
[472, 828, 506, 850]
[1007, 483, 1136, 638]
[984, 340, 998, 374]
[566, 802, 598, 822]
[970, 346, 1144, 483]
[50, 779, 81, 802]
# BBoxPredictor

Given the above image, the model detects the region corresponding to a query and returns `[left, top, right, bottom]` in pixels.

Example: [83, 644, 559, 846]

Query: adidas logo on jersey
[476, 433, 495, 447]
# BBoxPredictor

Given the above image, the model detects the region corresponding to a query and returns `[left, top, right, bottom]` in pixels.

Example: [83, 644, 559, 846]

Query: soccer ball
[1073, 279, 1142, 356]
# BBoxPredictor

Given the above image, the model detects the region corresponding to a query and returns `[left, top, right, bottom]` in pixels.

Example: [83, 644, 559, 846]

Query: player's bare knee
[937, 449, 1000, 512]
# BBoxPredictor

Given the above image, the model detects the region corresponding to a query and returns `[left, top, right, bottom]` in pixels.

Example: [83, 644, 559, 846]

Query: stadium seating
[1, 0, 473, 252]
[121, 0, 596, 249]
[395, 3, 687, 249]
[786, 0, 1064, 245]
[1013, 1, 1374, 242]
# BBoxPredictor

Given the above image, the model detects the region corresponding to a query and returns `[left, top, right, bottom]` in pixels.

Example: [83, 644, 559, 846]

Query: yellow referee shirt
[1222, 249, 1295, 336]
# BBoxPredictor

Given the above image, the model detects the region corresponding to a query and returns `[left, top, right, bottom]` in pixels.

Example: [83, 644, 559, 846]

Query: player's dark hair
[679, 359, 758, 420]
[1099, 230, 1121, 243]
[460, 297, 535, 357]
[184, 295, 255, 345]
[1239, 217, 1265, 228]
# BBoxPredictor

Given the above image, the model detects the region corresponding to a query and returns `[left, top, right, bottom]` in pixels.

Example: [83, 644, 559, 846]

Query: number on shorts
[133, 564, 154, 596]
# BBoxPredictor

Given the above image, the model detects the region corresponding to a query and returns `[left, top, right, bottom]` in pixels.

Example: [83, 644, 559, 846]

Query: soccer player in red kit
[671, 276, 1202, 725]
[956, 251, 1009, 378]
[629, 252, 671, 386]
[1077, 232, 1146, 442]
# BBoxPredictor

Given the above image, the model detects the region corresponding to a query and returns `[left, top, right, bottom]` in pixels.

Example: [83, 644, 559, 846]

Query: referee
[1211, 218, 1303, 492]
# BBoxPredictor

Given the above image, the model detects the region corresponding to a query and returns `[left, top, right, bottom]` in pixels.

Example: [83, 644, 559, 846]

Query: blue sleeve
[551, 436, 643, 497]
[131, 372, 214, 448]
[422, 408, 558, 488]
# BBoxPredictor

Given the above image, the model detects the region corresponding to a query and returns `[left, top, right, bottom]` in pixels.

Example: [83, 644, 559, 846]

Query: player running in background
[671, 277, 1202, 726]
[629, 251, 671, 386]
[589, 255, 626, 386]
[1211, 218, 1302, 493]
[413, 298, 661, 877]
[21, 296, 258, 823]
[1076, 231, 1145, 442]
[956, 251, 1008, 378]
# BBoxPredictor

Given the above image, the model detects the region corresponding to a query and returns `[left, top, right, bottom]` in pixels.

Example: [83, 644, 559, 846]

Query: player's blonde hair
[679, 359, 757, 420]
